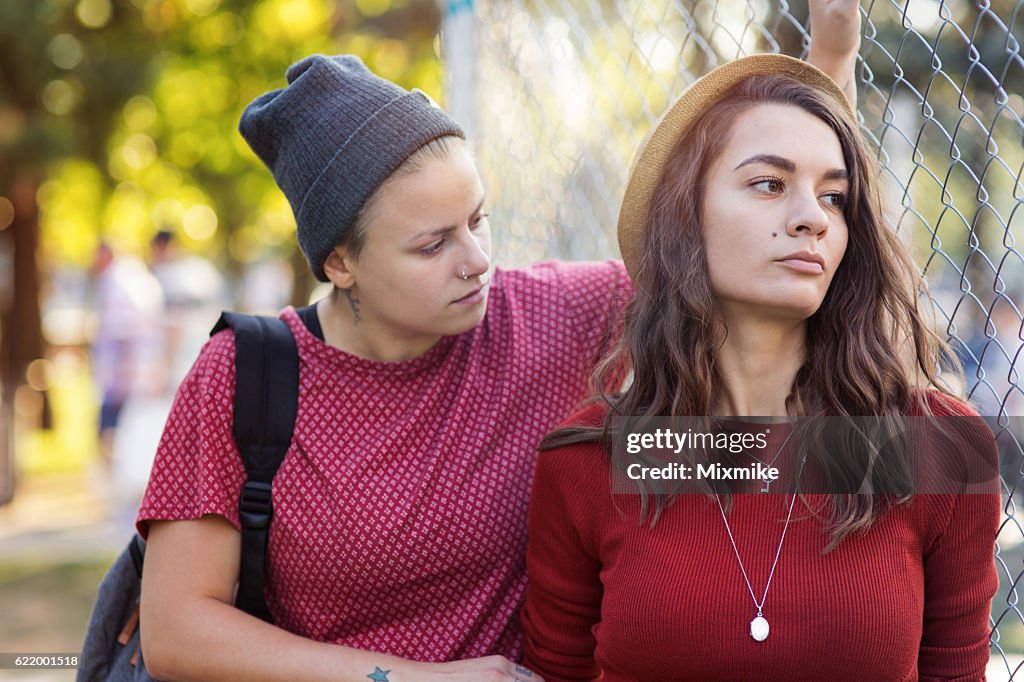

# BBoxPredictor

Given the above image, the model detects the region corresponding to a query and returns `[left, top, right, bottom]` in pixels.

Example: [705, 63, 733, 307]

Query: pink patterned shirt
[136, 260, 630, 661]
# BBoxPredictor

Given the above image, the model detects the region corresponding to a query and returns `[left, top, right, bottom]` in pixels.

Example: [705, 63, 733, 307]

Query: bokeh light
[183, 204, 218, 240]
[48, 34, 85, 70]
[356, 0, 392, 18]
[42, 79, 80, 116]
[123, 96, 158, 131]
[0, 197, 14, 231]
[185, 0, 221, 17]
[75, 0, 113, 29]
[26, 359, 54, 393]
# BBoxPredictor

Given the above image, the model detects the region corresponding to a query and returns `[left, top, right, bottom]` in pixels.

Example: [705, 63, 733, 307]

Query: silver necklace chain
[714, 454, 806, 642]
[750, 427, 795, 469]
[711, 418, 796, 492]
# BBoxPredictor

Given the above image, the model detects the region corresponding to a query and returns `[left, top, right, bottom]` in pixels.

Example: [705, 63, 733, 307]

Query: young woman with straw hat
[521, 54, 1000, 680]
[135, 5, 863, 682]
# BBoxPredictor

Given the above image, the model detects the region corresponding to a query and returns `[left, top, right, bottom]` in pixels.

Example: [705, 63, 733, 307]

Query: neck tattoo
[342, 288, 361, 323]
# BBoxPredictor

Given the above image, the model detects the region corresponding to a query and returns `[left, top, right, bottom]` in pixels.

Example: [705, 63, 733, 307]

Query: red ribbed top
[522, 394, 1000, 681]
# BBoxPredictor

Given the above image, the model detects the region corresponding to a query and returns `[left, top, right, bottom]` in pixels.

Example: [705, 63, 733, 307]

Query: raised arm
[807, 0, 861, 109]
[142, 516, 541, 682]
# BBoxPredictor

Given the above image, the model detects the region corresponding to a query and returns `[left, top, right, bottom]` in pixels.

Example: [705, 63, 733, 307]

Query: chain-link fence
[442, 0, 1024, 677]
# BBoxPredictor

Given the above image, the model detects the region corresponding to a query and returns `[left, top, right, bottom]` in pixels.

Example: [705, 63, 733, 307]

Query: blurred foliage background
[0, 0, 444, 465]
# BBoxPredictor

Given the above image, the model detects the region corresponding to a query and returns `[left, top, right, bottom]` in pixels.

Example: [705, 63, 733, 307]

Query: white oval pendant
[750, 616, 770, 642]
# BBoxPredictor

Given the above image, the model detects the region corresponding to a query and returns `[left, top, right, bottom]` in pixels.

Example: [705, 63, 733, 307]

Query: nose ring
[459, 269, 468, 280]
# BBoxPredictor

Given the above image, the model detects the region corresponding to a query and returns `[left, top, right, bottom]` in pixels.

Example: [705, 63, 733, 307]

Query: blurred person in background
[149, 229, 230, 390]
[136, 3, 861, 681]
[85, 229, 234, 518]
[89, 241, 165, 478]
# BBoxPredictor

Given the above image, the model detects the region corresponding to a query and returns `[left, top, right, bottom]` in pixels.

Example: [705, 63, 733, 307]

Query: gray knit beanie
[239, 54, 465, 281]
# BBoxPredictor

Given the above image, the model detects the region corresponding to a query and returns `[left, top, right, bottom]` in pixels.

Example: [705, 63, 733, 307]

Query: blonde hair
[340, 136, 467, 260]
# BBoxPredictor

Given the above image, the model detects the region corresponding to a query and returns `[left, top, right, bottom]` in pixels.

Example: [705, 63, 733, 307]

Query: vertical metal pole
[438, 0, 478, 145]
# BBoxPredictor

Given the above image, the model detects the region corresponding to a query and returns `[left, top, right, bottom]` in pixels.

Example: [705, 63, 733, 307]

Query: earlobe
[322, 247, 357, 290]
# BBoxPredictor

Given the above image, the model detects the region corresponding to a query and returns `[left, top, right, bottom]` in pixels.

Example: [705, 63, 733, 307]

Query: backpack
[77, 313, 299, 681]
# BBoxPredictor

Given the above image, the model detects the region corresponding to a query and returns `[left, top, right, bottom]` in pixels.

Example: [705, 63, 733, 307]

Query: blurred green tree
[0, 0, 443, 492]
[0, 0, 156, 474]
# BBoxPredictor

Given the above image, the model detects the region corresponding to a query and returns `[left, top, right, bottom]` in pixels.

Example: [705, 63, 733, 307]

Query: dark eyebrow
[408, 196, 487, 243]
[735, 154, 795, 173]
[735, 154, 848, 181]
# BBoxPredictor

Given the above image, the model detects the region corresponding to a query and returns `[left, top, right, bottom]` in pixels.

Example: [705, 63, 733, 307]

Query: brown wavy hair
[543, 74, 964, 549]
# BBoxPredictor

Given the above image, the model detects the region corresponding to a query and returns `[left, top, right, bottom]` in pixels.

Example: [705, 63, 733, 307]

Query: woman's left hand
[807, 0, 861, 107]
[808, 0, 862, 60]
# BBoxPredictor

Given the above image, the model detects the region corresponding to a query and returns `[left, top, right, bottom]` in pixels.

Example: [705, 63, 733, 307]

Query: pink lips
[453, 284, 487, 305]
[776, 251, 825, 274]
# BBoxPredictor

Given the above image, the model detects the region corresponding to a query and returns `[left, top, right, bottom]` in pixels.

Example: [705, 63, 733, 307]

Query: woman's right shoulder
[537, 401, 613, 479]
[532, 402, 618, 542]
[560, 400, 610, 429]
[182, 327, 237, 391]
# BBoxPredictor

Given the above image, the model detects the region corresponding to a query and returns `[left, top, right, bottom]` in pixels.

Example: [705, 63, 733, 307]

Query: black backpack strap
[129, 534, 145, 577]
[211, 312, 299, 623]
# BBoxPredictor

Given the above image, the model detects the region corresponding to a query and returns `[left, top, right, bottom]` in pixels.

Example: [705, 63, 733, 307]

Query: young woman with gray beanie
[134, 3, 861, 680]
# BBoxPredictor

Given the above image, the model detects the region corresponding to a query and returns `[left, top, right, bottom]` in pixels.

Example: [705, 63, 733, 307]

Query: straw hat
[616, 53, 854, 278]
